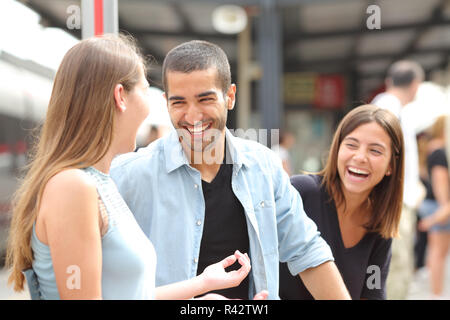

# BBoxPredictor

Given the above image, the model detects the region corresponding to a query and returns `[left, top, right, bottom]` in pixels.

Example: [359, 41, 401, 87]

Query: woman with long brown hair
[5, 34, 265, 300]
[279, 104, 404, 299]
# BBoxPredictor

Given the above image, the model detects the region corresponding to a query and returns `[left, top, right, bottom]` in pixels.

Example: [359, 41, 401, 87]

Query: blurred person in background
[271, 130, 296, 176]
[371, 60, 425, 299]
[414, 132, 430, 274]
[135, 86, 173, 149]
[279, 105, 404, 299]
[5, 34, 264, 300]
[417, 115, 450, 299]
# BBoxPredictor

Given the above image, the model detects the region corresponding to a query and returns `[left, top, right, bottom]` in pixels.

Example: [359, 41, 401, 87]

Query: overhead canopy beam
[123, 27, 235, 41]
[170, 3, 194, 34]
[347, 0, 375, 65]
[23, 1, 81, 39]
[284, 17, 450, 46]
[346, 0, 375, 108]
[122, 16, 450, 46]
[284, 46, 450, 70]
[23, 0, 165, 65]
[117, 17, 166, 64]
[126, 0, 341, 6]
[391, 0, 448, 63]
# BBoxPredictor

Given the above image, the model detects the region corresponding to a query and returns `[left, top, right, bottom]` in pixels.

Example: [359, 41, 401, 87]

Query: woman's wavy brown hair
[6, 34, 147, 291]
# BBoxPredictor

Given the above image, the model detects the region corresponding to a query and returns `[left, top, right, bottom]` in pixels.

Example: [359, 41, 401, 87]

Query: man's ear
[114, 84, 127, 112]
[226, 84, 237, 110]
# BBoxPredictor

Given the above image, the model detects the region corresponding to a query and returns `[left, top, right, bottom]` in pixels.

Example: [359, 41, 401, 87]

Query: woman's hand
[418, 215, 435, 231]
[418, 203, 450, 231]
[199, 250, 251, 292]
[155, 250, 252, 300]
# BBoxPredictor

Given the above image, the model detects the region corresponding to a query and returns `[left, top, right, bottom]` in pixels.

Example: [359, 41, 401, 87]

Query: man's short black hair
[162, 40, 231, 96]
[386, 60, 424, 88]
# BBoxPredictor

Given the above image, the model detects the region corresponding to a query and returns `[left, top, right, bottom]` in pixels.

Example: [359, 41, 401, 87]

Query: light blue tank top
[31, 167, 157, 299]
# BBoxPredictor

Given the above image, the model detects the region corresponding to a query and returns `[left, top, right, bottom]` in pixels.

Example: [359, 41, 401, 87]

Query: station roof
[22, 0, 450, 101]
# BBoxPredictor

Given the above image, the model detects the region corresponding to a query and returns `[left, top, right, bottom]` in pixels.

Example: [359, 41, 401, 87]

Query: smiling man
[165, 67, 231, 170]
[110, 40, 350, 300]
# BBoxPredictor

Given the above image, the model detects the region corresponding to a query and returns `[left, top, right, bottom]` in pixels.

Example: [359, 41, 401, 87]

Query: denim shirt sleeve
[271, 153, 334, 276]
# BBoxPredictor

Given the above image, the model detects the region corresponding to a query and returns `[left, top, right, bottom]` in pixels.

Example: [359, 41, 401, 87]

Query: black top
[196, 142, 250, 299]
[425, 148, 448, 200]
[279, 174, 392, 300]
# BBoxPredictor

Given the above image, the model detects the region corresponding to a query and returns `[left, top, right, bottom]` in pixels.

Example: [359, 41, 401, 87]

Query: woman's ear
[386, 166, 392, 176]
[114, 84, 127, 112]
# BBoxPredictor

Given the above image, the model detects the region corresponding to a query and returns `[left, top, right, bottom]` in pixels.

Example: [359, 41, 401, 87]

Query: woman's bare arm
[38, 169, 103, 299]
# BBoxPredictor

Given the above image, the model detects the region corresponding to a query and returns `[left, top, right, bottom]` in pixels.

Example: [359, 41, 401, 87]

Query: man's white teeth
[189, 124, 209, 133]
[348, 167, 369, 175]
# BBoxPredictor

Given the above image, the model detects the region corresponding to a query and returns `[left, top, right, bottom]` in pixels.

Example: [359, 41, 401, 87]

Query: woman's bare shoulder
[39, 168, 98, 221]
[44, 168, 96, 196]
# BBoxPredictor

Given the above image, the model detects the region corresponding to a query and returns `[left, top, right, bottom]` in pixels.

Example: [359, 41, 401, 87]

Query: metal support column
[257, 0, 283, 144]
[237, 22, 252, 130]
[82, 0, 118, 39]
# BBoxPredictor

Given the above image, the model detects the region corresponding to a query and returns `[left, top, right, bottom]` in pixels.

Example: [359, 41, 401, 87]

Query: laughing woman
[279, 105, 404, 300]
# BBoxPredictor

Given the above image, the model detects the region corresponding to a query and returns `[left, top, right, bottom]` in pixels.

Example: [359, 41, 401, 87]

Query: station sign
[284, 72, 345, 109]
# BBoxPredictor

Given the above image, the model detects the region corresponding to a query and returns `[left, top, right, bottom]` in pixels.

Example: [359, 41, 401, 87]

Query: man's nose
[184, 104, 203, 124]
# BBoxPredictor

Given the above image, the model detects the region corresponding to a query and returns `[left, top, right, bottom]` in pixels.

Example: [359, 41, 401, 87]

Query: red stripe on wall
[94, 0, 104, 36]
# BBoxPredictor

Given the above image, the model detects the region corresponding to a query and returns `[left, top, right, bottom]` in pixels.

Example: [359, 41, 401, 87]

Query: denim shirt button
[196, 220, 202, 226]
[194, 184, 199, 189]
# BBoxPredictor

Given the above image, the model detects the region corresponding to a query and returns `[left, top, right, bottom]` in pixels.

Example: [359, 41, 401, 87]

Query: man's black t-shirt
[196, 144, 250, 299]
[279, 174, 392, 300]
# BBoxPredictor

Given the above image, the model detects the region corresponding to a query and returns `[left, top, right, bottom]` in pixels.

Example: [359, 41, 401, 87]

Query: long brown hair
[428, 115, 446, 140]
[418, 115, 447, 177]
[6, 34, 147, 291]
[320, 104, 404, 239]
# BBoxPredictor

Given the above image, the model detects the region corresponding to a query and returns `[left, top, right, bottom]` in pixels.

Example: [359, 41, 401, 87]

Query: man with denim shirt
[110, 40, 350, 299]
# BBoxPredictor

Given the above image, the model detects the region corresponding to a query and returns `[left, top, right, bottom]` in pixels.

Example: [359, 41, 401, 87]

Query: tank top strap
[81, 166, 129, 231]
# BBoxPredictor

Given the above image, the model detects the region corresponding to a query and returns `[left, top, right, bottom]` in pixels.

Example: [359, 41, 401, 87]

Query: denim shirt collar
[163, 127, 251, 173]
